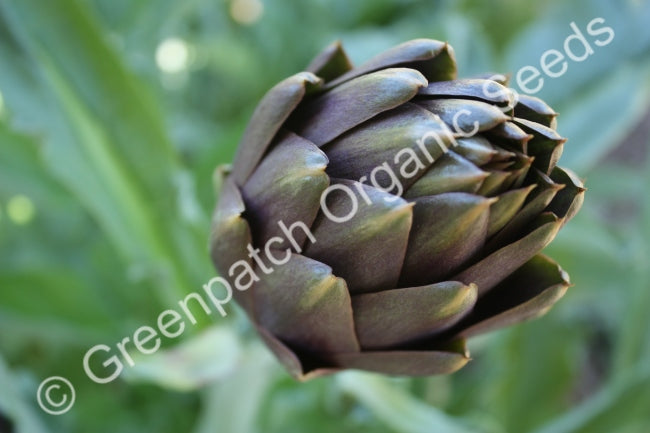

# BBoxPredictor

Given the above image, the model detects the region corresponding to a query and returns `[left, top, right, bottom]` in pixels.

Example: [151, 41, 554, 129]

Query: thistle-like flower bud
[210, 39, 585, 380]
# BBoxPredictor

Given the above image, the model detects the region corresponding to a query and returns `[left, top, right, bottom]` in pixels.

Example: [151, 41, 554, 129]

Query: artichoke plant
[210, 39, 584, 380]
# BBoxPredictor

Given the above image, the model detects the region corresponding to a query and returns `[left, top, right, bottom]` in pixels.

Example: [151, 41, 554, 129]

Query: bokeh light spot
[230, 0, 264, 25]
[7, 195, 36, 225]
[155, 38, 190, 74]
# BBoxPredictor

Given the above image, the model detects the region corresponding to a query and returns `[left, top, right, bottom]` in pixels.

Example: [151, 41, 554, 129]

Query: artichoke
[210, 39, 584, 380]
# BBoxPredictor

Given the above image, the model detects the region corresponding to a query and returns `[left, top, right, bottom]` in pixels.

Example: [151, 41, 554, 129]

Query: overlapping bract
[210, 39, 584, 380]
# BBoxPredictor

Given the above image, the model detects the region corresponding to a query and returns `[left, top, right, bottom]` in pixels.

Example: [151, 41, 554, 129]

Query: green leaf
[0, 355, 51, 433]
[123, 326, 242, 392]
[532, 366, 650, 433]
[336, 371, 480, 433]
[0, 0, 208, 305]
[557, 64, 650, 173]
[192, 343, 278, 433]
[611, 135, 650, 377]
[503, 0, 650, 173]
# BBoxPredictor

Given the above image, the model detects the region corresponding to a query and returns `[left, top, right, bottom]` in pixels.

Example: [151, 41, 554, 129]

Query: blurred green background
[1, 0, 649, 432]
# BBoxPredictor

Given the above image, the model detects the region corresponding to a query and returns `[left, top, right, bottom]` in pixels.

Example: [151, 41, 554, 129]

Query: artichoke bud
[210, 39, 585, 380]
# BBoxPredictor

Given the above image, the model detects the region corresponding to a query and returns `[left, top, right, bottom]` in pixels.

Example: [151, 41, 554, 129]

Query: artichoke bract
[210, 39, 584, 380]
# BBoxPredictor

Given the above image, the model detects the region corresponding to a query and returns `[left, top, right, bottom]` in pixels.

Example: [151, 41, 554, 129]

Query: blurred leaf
[257, 376, 395, 433]
[611, 135, 650, 376]
[557, 64, 650, 173]
[0, 0, 207, 305]
[336, 372, 481, 433]
[0, 356, 51, 433]
[505, 0, 650, 104]
[0, 269, 116, 340]
[123, 326, 242, 391]
[545, 211, 632, 296]
[448, 318, 583, 433]
[578, 164, 644, 201]
[0, 125, 70, 213]
[193, 343, 278, 433]
[532, 365, 650, 433]
[459, 0, 554, 52]
[504, 0, 650, 173]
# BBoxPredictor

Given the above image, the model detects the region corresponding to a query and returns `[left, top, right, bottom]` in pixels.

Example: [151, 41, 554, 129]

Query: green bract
[210, 39, 585, 380]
